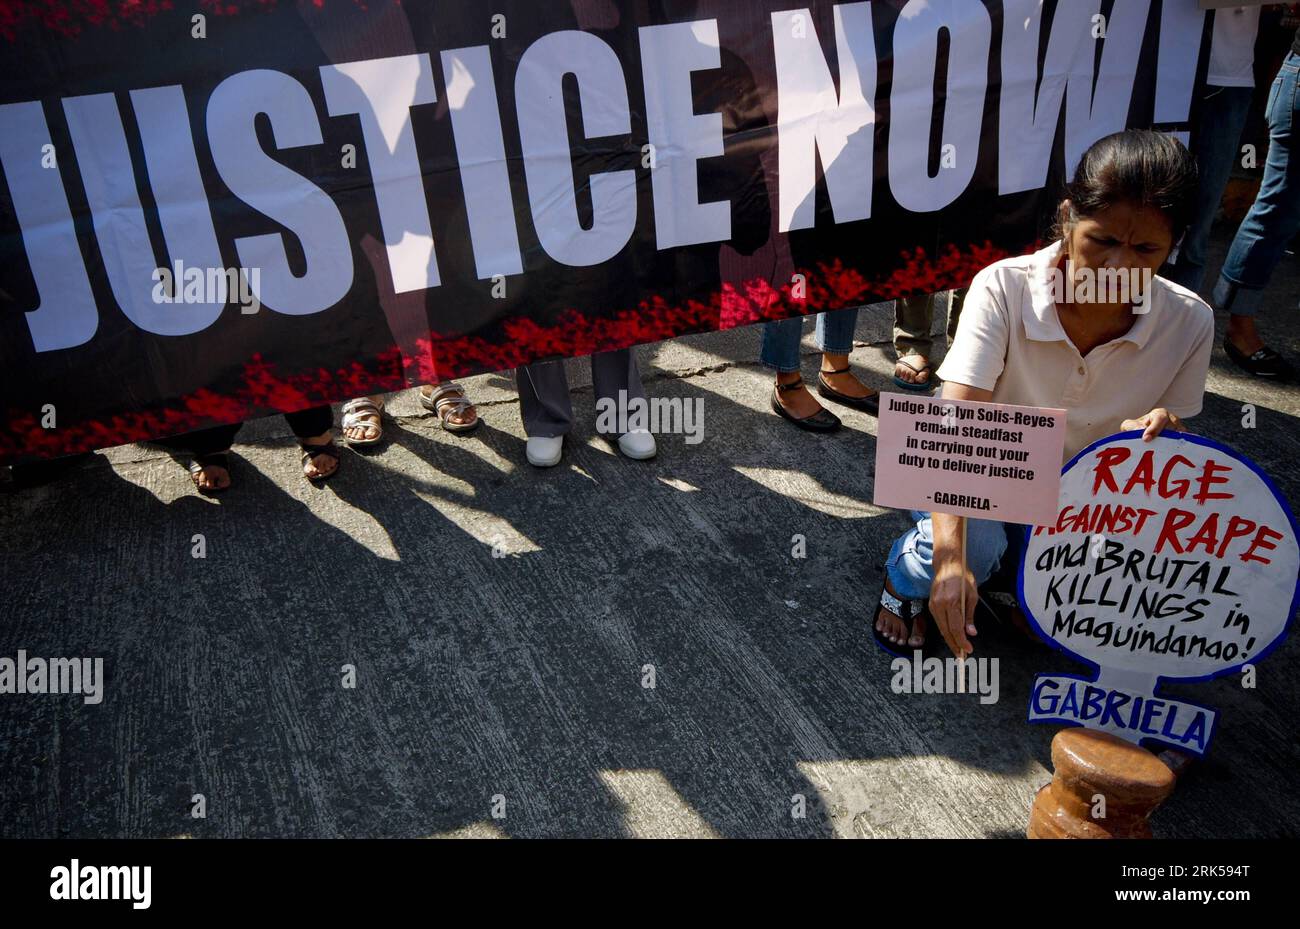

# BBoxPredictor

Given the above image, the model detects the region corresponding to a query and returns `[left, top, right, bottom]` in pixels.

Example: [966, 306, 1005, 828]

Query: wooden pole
[957, 518, 967, 693]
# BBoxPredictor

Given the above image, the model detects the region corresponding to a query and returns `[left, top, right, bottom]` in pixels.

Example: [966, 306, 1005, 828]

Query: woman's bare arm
[928, 381, 994, 657]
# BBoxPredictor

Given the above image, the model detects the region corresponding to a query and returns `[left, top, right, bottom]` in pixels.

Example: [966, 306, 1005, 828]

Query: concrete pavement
[2, 235, 1299, 838]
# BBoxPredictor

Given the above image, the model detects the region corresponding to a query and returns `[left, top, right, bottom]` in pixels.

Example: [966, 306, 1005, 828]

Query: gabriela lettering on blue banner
[1028, 675, 1215, 756]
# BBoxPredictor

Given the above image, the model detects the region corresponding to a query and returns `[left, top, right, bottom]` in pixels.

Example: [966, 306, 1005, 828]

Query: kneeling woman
[875, 130, 1214, 658]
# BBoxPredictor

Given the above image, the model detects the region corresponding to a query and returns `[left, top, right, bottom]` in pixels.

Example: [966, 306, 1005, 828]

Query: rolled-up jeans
[760, 307, 858, 373]
[886, 510, 1026, 602]
[1213, 52, 1300, 317]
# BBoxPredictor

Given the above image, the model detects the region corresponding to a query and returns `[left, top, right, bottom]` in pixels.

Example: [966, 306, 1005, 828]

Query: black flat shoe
[1224, 338, 1297, 382]
[771, 383, 841, 432]
[817, 367, 880, 415]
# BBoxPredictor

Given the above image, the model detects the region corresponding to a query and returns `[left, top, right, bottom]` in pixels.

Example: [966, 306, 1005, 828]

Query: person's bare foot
[421, 382, 479, 432]
[820, 352, 876, 399]
[300, 430, 339, 480]
[341, 396, 383, 445]
[195, 466, 230, 492]
[875, 577, 927, 648]
[191, 458, 231, 493]
[1226, 314, 1265, 356]
[774, 372, 827, 419]
[894, 353, 932, 387]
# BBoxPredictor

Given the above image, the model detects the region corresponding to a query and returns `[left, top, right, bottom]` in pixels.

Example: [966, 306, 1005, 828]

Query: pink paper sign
[873, 395, 1067, 525]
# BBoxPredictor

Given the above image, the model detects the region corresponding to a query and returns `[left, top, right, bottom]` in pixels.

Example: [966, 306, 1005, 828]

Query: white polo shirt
[1207, 6, 1260, 88]
[936, 241, 1214, 462]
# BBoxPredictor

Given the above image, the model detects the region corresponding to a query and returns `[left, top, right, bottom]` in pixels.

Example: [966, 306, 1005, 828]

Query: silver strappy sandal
[419, 382, 480, 435]
[340, 396, 385, 447]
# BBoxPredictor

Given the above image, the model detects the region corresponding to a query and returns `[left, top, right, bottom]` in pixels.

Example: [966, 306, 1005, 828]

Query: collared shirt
[936, 240, 1214, 461]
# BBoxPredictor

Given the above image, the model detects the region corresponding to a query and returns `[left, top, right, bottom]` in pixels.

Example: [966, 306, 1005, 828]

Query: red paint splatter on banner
[0, 243, 1019, 463]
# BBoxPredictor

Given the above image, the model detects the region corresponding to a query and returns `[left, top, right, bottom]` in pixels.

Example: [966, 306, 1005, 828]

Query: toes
[196, 466, 229, 491]
[908, 614, 927, 647]
[876, 611, 907, 644]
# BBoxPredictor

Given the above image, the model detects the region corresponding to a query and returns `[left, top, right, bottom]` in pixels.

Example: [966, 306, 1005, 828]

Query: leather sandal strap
[300, 441, 340, 465]
[189, 452, 231, 474]
[435, 393, 471, 414]
[341, 397, 382, 417]
[776, 378, 804, 392]
[822, 366, 852, 375]
[425, 382, 466, 405]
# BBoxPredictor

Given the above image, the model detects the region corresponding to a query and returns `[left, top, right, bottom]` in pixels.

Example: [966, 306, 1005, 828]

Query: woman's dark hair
[1059, 129, 1198, 243]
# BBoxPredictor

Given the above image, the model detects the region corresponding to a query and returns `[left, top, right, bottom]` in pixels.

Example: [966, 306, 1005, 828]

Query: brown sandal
[188, 452, 233, 495]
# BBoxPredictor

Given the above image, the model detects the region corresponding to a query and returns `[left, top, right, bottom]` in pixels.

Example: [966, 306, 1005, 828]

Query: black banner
[0, 1, 1207, 462]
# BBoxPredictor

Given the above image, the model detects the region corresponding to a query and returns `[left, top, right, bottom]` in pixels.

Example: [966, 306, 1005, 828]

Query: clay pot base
[1028, 728, 1177, 839]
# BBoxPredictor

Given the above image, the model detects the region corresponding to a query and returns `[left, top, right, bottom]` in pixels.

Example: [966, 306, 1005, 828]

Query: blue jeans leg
[815, 307, 860, 355]
[885, 511, 1012, 602]
[1168, 86, 1253, 293]
[761, 316, 805, 373]
[1214, 54, 1300, 317]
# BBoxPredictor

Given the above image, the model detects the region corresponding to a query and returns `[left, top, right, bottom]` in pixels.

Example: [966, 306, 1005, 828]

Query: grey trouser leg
[894, 294, 936, 358]
[947, 287, 967, 343]
[517, 349, 644, 438]
[591, 348, 645, 411]
[894, 289, 968, 358]
[516, 360, 574, 438]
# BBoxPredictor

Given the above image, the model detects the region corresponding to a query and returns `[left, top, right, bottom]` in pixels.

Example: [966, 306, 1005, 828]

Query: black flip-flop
[873, 581, 927, 657]
[771, 382, 841, 432]
[1224, 338, 1297, 382]
[893, 356, 937, 392]
[817, 366, 880, 415]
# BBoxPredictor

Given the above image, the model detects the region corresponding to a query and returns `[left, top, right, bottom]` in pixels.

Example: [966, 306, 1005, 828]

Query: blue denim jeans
[1166, 85, 1253, 293]
[760, 308, 859, 372]
[1214, 53, 1300, 317]
[886, 511, 1026, 602]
